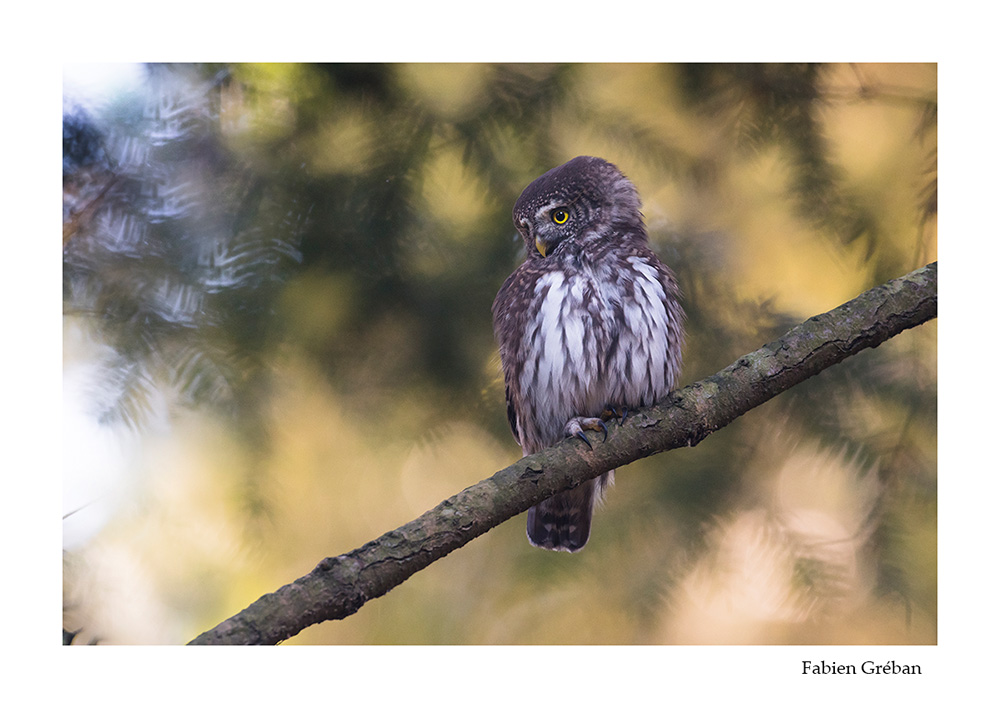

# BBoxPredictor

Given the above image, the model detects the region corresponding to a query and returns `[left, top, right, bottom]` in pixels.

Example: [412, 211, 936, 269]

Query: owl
[493, 156, 684, 552]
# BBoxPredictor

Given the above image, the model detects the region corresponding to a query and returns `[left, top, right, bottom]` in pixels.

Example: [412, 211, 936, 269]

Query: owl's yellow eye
[552, 209, 569, 225]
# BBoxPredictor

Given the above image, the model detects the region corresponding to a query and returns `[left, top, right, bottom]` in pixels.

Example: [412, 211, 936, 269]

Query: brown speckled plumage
[493, 156, 684, 551]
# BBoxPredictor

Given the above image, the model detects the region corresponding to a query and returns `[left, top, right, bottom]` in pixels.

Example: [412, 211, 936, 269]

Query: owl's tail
[526, 471, 613, 552]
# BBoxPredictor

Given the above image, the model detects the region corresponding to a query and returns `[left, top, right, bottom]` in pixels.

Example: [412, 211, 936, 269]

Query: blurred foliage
[63, 63, 936, 644]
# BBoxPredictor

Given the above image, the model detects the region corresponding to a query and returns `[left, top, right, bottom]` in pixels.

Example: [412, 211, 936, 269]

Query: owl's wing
[492, 260, 543, 449]
[641, 245, 686, 387]
[652, 253, 684, 309]
[504, 384, 520, 443]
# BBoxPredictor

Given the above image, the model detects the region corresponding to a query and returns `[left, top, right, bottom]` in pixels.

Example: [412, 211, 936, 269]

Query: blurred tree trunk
[190, 262, 937, 645]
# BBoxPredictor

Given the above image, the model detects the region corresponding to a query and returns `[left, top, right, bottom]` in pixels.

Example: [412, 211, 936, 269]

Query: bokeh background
[62, 63, 936, 645]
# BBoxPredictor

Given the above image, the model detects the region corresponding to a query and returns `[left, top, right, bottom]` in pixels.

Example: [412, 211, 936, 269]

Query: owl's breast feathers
[493, 242, 683, 455]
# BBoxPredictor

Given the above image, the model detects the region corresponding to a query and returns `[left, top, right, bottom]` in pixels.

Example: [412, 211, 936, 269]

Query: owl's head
[512, 156, 643, 258]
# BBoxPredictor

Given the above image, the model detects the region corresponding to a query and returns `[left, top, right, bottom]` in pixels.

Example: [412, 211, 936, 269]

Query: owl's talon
[564, 416, 609, 449]
[602, 405, 628, 426]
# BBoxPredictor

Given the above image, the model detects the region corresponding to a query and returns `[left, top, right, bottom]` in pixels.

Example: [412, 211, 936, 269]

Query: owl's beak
[535, 237, 547, 257]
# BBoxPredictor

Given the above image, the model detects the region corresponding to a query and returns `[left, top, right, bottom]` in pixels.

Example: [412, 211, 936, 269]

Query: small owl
[493, 156, 684, 551]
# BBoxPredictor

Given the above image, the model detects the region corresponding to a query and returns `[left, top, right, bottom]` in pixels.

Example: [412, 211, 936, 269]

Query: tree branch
[189, 262, 937, 645]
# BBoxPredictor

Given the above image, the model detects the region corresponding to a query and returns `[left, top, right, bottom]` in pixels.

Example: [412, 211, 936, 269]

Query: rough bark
[189, 261, 937, 645]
